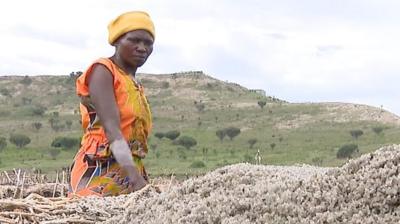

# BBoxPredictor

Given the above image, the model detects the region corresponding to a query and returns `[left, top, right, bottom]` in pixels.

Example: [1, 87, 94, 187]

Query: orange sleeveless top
[76, 57, 152, 155]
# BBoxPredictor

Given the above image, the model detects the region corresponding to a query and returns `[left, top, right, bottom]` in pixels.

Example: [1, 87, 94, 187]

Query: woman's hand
[124, 165, 148, 191]
[110, 139, 147, 191]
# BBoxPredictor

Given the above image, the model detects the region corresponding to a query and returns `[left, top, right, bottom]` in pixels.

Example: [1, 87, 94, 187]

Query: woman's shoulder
[76, 58, 120, 96]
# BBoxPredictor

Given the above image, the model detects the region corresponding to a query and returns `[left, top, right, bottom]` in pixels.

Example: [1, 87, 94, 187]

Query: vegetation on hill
[0, 72, 399, 177]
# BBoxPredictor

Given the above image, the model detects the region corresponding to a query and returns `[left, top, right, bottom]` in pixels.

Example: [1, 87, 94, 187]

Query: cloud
[1, 0, 400, 115]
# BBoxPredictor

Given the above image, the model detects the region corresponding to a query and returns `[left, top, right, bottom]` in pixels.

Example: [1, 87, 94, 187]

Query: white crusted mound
[2, 145, 399, 223]
[104, 144, 400, 224]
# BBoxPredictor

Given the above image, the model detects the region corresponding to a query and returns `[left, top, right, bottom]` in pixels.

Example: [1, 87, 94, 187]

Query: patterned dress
[69, 58, 152, 197]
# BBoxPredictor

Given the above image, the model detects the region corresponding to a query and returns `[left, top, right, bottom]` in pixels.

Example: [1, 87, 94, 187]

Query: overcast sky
[1, 0, 400, 115]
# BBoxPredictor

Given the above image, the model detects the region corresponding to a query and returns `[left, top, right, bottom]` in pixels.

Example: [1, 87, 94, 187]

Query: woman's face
[115, 30, 154, 68]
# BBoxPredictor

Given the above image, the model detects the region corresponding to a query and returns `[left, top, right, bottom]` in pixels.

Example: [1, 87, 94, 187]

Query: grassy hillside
[0, 72, 399, 177]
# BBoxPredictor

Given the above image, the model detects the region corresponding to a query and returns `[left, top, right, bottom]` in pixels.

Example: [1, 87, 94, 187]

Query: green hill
[0, 72, 399, 177]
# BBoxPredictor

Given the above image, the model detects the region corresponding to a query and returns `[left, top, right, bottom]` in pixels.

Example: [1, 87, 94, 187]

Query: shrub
[20, 76, 32, 85]
[195, 104, 205, 112]
[176, 136, 197, 149]
[350, 130, 363, 139]
[243, 154, 253, 163]
[0, 137, 7, 151]
[337, 144, 359, 159]
[21, 97, 32, 105]
[65, 120, 73, 129]
[216, 129, 226, 142]
[177, 148, 187, 160]
[194, 101, 205, 112]
[48, 118, 65, 132]
[49, 148, 61, 160]
[0, 88, 10, 97]
[257, 100, 267, 109]
[29, 105, 46, 116]
[161, 81, 170, 89]
[190, 160, 206, 168]
[248, 138, 257, 149]
[150, 144, 158, 152]
[164, 130, 180, 141]
[9, 134, 31, 148]
[154, 132, 164, 139]
[51, 137, 80, 150]
[0, 110, 10, 117]
[311, 157, 323, 166]
[32, 122, 42, 131]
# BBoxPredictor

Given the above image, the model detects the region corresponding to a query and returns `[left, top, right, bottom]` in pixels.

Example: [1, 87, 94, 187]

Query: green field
[0, 73, 399, 178]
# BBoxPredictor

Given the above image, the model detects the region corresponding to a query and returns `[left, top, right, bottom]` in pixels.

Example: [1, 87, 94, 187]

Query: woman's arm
[87, 64, 147, 190]
[88, 65, 122, 142]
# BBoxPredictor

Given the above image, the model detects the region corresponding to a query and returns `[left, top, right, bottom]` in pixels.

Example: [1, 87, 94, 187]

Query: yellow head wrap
[107, 11, 155, 45]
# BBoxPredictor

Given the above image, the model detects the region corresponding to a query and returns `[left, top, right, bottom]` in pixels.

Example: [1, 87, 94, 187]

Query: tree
[51, 137, 80, 150]
[9, 134, 31, 148]
[372, 126, 384, 135]
[154, 132, 165, 140]
[257, 100, 267, 109]
[216, 129, 226, 142]
[247, 138, 257, 149]
[164, 130, 180, 141]
[350, 130, 364, 139]
[177, 136, 197, 149]
[0, 137, 7, 151]
[32, 122, 42, 131]
[224, 127, 241, 140]
[337, 144, 359, 159]
[270, 143, 276, 150]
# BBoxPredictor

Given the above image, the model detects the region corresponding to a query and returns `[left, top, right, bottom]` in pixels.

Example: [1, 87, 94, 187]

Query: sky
[1, 0, 400, 115]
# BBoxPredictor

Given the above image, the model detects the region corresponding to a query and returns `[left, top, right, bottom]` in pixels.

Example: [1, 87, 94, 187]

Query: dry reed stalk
[13, 169, 21, 198]
[168, 174, 175, 191]
[3, 171, 12, 184]
[40, 218, 96, 224]
[20, 172, 26, 199]
[61, 171, 65, 197]
[52, 172, 59, 197]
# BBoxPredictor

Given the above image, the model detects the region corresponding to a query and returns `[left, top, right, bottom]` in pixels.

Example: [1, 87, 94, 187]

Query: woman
[69, 11, 155, 197]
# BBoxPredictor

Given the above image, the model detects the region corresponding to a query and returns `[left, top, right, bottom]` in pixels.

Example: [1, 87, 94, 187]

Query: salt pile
[3, 144, 397, 223]
[104, 144, 400, 224]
